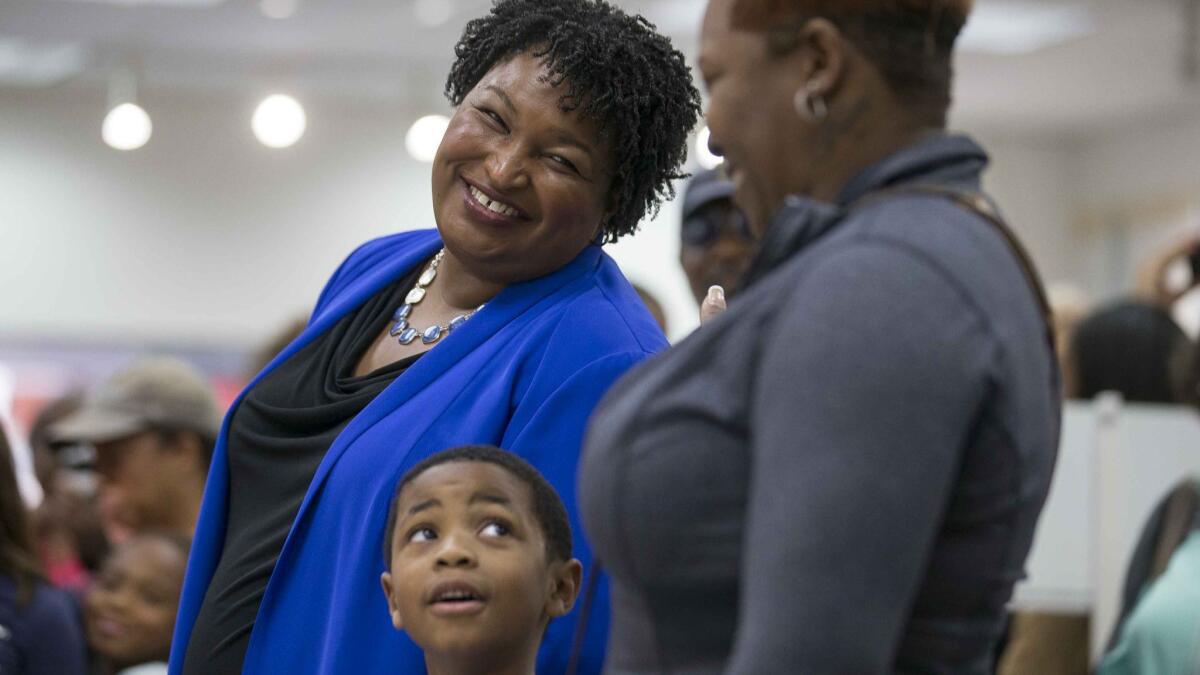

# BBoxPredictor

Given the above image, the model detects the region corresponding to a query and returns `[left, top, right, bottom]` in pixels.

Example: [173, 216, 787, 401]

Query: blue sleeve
[19, 587, 89, 675]
[503, 351, 647, 675]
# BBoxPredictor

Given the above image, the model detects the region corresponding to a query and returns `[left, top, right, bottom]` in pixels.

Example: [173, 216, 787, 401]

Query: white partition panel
[1010, 397, 1200, 664]
[1010, 402, 1097, 613]
[1092, 399, 1200, 663]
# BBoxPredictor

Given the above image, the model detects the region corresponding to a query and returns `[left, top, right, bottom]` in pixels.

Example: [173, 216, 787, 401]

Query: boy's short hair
[383, 445, 573, 569]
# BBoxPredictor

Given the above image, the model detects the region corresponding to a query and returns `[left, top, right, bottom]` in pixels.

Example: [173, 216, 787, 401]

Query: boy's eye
[480, 521, 510, 538]
[408, 527, 437, 543]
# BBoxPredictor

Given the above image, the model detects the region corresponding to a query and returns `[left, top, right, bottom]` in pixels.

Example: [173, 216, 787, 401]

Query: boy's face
[84, 537, 186, 667]
[380, 461, 581, 662]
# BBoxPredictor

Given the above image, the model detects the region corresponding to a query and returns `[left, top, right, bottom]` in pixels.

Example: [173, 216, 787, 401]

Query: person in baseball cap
[680, 168, 757, 311]
[52, 358, 221, 537]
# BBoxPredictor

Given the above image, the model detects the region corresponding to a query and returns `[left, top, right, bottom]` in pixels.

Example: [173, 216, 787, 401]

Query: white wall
[0, 88, 420, 346]
[972, 130, 1085, 286]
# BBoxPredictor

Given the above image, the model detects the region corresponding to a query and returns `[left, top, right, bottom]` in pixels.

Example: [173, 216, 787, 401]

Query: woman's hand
[1135, 232, 1200, 309]
[700, 285, 726, 324]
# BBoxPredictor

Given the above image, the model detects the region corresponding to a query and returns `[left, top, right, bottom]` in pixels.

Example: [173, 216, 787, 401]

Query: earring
[794, 83, 828, 123]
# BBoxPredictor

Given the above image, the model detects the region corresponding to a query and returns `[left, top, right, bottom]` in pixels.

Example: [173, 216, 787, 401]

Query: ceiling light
[252, 94, 307, 149]
[958, 2, 1096, 55]
[259, 0, 298, 19]
[102, 103, 153, 151]
[694, 127, 722, 170]
[406, 114, 450, 163]
[413, 0, 455, 27]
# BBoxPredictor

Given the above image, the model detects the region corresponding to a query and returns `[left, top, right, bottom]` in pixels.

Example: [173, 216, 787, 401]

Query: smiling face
[380, 461, 580, 667]
[431, 51, 616, 286]
[699, 0, 813, 235]
[84, 537, 186, 669]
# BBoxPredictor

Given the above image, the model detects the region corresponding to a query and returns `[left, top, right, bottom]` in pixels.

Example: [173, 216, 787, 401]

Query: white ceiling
[1, 0, 1198, 139]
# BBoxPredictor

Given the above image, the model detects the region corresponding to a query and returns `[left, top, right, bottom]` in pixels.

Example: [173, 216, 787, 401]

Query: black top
[0, 575, 88, 675]
[580, 135, 1061, 674]
[182, 263, 426, 675]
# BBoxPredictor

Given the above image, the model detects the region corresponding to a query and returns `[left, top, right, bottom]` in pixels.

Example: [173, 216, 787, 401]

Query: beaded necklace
[389, 249, 483, 345]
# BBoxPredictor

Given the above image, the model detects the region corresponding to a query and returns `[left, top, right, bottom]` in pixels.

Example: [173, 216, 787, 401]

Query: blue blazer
[169, 229, 667, 674]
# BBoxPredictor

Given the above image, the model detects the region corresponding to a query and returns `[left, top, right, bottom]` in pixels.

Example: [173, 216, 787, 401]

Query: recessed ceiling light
[253, 94, 307, 149]
[405, 115, 450, 162]
[959, 2, 1096, 55]
[102, 103, 153, 151]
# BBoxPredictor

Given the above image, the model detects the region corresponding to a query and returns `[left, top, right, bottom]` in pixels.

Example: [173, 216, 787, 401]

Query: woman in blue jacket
[170, 2, 700, 673]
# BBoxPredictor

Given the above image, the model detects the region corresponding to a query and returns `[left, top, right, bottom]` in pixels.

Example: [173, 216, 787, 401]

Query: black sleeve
[20, 587, 89, 675]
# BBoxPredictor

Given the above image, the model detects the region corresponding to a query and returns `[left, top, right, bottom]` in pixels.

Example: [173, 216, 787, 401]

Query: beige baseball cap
[51, 357, 223, 444]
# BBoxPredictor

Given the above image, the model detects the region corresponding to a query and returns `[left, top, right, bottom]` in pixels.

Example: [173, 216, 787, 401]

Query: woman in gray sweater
[580, 0, 1061, 672]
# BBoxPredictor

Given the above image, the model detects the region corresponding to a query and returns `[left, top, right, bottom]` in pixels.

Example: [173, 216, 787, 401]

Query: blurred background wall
[2, 0, 1200, 408]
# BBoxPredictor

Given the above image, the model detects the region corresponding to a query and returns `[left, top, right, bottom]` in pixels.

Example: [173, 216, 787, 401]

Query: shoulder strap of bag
[851, 184, 1057, 353]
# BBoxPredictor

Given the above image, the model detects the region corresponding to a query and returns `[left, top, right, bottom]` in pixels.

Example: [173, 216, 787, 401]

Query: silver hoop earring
[794, 85, 828, 123]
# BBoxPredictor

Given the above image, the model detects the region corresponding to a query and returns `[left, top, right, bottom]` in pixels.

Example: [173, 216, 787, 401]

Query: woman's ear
[380, 572, 405, 630]
[798, 18, 848, 101]
[546, 558, 584, 618]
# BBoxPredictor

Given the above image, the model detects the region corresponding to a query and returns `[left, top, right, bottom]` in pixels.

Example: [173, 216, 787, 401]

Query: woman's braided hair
[445, 0, 702, 243]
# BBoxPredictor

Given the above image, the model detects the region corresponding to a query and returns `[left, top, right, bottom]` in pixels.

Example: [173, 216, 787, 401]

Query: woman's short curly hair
[445, 0, 702, 243]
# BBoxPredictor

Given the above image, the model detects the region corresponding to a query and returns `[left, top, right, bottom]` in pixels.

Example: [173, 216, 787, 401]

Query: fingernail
[707, 285, 725, 302]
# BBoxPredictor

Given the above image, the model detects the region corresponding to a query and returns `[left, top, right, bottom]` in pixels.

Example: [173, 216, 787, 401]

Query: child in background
[84, 534, 188, 675]
[380, 446, 583, 675]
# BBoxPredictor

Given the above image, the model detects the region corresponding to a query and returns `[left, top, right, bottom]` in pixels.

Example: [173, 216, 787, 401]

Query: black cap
[682, 169, 734, 220]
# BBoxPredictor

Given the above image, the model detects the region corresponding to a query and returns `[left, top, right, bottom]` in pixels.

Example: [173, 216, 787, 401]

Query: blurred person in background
[0, 421, 88, 674]
[28, 392, 111, 593]
[581, 0, 1061, 672]
[84, 533, 189, 675]
[1098, 477, 1200, 675]
[1047, 283, 1091, 399]
[1069, 299, 1192, 403]
[52, 358, 220, 540]
[679, 168, 756, 309]
[171, 2, 700, 674]
[1136, 231, 1200, 312]
[632, 284, 669, 334]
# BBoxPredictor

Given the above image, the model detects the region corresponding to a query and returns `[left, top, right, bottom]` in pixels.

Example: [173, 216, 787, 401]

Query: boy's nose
[434, 533, 477, 568]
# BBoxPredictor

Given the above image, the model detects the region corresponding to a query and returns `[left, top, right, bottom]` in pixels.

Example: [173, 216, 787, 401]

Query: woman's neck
[806, 95, 945, 201]
[437, 249, 507, 311]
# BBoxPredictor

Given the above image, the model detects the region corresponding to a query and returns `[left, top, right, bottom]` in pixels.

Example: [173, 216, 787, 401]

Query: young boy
[380, 446, 583, 675]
